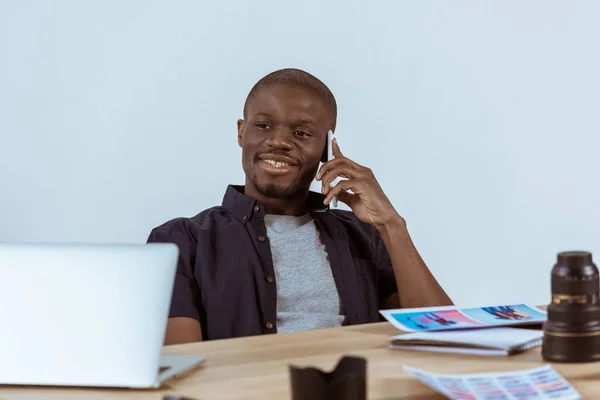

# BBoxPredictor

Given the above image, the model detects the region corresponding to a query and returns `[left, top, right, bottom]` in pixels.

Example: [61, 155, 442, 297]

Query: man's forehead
[247, 84, 328, 119]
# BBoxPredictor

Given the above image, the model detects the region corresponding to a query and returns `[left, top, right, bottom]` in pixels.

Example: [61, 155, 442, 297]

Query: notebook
[389, 327, 543, 356]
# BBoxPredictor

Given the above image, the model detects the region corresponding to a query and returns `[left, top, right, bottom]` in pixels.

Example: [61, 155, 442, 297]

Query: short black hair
[242, 68, 337, 130]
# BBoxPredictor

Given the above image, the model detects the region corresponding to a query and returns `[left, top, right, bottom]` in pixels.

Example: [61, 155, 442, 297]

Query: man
[147, 68, 452, 344]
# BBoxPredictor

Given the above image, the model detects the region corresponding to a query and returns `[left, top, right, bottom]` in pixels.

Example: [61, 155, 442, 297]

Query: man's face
[238, 84, 331, 199]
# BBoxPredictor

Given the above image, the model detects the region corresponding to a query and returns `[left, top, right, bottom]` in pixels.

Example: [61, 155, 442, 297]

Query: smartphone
[326, 130, 337, 207]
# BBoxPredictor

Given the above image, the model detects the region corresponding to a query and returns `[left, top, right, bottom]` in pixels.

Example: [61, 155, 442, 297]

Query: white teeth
[264, 159, 290, 168]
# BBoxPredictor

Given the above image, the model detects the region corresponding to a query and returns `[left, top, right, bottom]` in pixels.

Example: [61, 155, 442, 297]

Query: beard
[249, 172, 304, 199]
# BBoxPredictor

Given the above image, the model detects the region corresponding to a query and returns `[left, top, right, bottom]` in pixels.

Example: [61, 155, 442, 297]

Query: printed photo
[461, 304, 547, 325]
[387, 309, 485, 332]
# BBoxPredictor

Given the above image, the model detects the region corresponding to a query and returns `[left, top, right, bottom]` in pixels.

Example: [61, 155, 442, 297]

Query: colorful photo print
[461, 304, 547, 325]
[387, 309, 485, 332]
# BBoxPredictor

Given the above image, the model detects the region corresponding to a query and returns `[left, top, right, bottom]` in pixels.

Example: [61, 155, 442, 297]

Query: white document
[390, 327, 543, 356]
[404, 364, 581, 400]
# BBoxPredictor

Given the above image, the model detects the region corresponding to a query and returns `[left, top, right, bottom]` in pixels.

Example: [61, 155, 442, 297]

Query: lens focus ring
[552, 277, 599, 296]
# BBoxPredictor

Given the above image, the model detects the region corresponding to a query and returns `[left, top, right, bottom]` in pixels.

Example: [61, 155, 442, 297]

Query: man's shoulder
[327, 209, 377, 234]
[324, 209, 386, 248]
[149, 206, 234, 236]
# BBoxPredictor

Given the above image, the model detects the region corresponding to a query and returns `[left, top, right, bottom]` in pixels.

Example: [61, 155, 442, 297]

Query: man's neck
[243, 184, 310, 216]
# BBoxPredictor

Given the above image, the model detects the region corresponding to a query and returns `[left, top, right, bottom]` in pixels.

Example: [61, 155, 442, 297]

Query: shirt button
[242, 216, 247, 221]
[265, 322, 273, 329]
[258, 235, 266, 242]
[254, 205, 260, 212]
[266, 276, 274, 283]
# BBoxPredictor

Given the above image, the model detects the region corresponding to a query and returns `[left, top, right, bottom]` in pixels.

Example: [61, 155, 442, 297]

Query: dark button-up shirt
[147, 185, 398, 341]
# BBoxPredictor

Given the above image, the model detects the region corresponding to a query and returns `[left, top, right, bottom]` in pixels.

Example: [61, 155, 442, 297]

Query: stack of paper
[380, 303, 547, 356]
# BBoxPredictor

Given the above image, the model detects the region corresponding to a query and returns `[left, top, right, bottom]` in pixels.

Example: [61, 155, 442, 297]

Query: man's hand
[316, 138, 400, 228]
[317, 138, 452, 307]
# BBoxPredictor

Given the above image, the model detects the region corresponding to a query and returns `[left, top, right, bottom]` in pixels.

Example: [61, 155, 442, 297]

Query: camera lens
[542, 251, 600, 362]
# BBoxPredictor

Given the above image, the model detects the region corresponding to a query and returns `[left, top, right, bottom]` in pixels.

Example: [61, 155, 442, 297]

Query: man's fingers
[335, 189, 355, 207]
[317, 158, 365, 181]
[316, 158, 348, 181]
[325, 179, 356, 205]
[332, 138, 343, 158]
[320, 166, 359, 192]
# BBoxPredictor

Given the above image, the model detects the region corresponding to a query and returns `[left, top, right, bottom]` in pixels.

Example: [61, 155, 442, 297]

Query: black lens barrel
[542, 251, 600, 363]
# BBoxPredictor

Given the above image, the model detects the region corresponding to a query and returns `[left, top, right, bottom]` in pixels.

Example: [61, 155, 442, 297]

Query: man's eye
[255, 123, 269, 129]
[294, 130, 309, 137]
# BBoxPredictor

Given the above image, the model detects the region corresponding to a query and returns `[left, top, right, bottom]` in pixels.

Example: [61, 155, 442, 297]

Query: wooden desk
[2, 322, 600, 399]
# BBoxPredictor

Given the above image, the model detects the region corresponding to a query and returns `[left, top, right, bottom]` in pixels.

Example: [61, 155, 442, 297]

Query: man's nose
[268, 127, 294, 150]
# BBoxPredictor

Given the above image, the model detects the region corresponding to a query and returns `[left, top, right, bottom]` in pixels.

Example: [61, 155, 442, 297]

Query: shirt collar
[222, 185, 328, 223]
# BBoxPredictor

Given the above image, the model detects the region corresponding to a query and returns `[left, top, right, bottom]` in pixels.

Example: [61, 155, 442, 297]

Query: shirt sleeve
[146, 219, 201, 321]
[374, 233, 399, 307]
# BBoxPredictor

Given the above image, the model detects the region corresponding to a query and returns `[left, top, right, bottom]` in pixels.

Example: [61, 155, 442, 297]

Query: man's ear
[237, 119, 245, 147]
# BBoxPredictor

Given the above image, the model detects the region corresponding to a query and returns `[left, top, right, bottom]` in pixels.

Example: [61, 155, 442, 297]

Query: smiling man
[147, 68, 452, 344]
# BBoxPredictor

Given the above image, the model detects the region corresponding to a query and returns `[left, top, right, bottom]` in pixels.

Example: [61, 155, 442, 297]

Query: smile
[257, 156, 298, 175]
[262, 159, 291, 168]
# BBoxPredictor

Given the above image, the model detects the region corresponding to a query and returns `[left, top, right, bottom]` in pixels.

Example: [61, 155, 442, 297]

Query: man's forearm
[377, 214, 453, 308]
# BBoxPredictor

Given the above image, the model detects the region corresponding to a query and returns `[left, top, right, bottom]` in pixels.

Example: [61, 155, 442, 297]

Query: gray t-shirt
[264, 213, 346, 333]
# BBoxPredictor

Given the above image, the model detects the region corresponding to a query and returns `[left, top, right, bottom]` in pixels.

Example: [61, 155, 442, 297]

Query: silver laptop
[0, 242, 205, 388]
